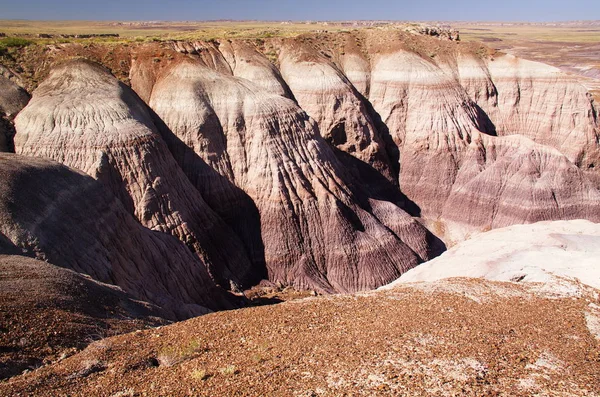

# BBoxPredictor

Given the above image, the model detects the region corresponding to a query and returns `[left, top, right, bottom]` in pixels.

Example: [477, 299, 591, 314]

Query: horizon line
[2, 18, 600, 23]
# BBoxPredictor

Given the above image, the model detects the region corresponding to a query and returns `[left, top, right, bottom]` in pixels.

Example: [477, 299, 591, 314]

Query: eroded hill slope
[0, 153, 236, 318]
[5, 27, 600, 291]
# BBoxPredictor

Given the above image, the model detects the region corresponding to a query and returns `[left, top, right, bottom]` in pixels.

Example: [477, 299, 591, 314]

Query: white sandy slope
[387, 220, 600, 290]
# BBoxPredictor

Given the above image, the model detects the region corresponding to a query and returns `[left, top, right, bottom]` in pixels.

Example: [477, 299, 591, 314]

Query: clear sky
[0, 0, 598, 21]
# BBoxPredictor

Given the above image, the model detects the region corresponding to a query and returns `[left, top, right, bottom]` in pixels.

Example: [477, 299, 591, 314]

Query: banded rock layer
[277, 40, 395, 181]
[13, 59, 258, 288]
[218, 40, 294, 99]
[259, 31, 600, 239]
[362, 43, 600, 236]
[0, 153, 234, 318]
[366, 46, 600, 236]
[439, 135, 600, 236]
[8, 29, 600, 294]
[135, 57, 442, 293]
[454, 53, 600, 169]
[0, 68, 29, 152]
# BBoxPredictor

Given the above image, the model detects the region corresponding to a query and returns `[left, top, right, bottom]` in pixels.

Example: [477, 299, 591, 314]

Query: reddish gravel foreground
[1, 278, 599, 396]
[0, 254, 168, 380]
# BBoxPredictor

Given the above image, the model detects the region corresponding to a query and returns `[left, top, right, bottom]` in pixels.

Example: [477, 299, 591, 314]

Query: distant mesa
[36, 33, 120, 39]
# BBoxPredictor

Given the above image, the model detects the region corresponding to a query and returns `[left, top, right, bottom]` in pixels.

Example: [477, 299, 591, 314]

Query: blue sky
[0, 0, 598, 21]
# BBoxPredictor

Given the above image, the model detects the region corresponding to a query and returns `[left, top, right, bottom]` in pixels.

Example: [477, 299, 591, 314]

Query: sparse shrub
[67, 359, 106, 379]
[481, 224, 492, 233]
[252, 353, 267, 363]
[219, 364, 238, 376]
[110, 389, 135, 397]
[190, 369, 211, 381]
[156, 347, 180, 367]
[265, 50, 278, 64]
[157, 339, 208, 367]
[475, 46, 490, 58]
[0, 37, 33, 52]
[430, 219, 446, 237]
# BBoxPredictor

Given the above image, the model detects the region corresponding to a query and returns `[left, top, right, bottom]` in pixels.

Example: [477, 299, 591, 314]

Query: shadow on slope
[0, 254, 169, 380]
[329, 145, 446, 259]
[0, 153, 238, 319]
[149, 110, 269, 289]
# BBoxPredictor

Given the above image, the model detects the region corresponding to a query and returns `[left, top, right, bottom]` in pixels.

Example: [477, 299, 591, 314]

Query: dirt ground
[2, 278, 599, 396]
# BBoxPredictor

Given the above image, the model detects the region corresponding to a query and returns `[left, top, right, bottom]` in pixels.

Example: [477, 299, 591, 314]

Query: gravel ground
[2, 278, 599, 396]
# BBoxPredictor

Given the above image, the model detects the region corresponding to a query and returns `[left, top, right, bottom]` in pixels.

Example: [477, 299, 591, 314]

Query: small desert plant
[157, 346, 180, 367]
[0, 37, 33, 52]
[481, 224, 492, 233]
[252, 353, 267, 363]
[430, 219, 446, 237]
[67, 359, 106, 379]
[219, 364, 238, 376]
[110, 389, 135, 397]
[190, 369, 211, 381]
[157, 339, 208, 367]
[265, 50, 278, 65]
[184, 339, 207, 354]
